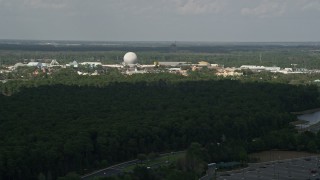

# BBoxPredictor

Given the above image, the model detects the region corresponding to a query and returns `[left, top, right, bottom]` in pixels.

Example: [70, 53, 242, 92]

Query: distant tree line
[1, 45, 320, 69]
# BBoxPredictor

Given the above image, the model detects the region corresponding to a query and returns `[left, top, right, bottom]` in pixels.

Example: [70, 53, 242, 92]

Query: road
[81, 151, 185, 180]
[81, 160, 139, 180]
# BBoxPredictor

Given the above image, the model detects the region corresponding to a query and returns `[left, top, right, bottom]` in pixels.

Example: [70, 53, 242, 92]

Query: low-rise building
[27, 62, 41, 67]
[198, 61, 210, 67]
[66, 61, 78, 68]
[240, 65, 266, 71]
[158, 62, 188, 67]
[265, 66, 281, 72]
[80, 62, 102, 67]
[216, 68, 243, 77]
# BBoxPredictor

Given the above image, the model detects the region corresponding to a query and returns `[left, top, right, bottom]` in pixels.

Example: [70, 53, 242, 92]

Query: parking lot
[217, 156, 320, 180]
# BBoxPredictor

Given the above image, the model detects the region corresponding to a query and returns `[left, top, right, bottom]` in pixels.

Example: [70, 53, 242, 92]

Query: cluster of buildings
[10, 59, 60, 70]
[239, 65, 304, 74]
[0, 51, 314, 79]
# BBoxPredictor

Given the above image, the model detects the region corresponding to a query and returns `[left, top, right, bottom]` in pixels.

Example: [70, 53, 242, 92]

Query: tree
[57, 172, 80, 180]
[137, 154, 147, 164]
[38, 173, 46, 180]
[132, 166, 156, 180]
[148, 152, 159, 160]
[184, 142, 207, 175]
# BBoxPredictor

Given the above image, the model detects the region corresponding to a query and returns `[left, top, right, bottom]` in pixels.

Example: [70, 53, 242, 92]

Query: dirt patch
[249, 150, 319, 162]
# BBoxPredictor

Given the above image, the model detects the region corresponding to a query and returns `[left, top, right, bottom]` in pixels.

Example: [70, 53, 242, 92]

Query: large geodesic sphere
[123, 52, 138, 65]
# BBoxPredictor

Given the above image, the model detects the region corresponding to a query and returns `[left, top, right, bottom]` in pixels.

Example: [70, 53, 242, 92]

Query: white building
[80, 62, 102, 67]
[67, 61, 79, 68]
[49, 59, 60, 67]
[102, 64, 123, 68]
[27, 62, 41, 67]
[240, 65, 266, 71]
[265, 67, 281, 72]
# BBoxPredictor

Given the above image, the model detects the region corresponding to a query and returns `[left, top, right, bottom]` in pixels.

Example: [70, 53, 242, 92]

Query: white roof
[50, 59, 60, 66]
[102, 64, 123, 68]
[80, 62, 102, 65]
[27, 62, 40, 66]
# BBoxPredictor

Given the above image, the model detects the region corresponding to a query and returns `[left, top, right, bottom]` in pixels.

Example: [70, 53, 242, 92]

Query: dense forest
[0, 78, 319, 179]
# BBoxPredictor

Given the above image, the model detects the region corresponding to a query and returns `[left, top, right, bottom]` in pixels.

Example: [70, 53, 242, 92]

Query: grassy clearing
[249, 150, 319, 163]
[123, 152, 185, 172]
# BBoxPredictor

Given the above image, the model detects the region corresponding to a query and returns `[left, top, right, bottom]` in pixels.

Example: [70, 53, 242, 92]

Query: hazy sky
[1, 0, 320, 42]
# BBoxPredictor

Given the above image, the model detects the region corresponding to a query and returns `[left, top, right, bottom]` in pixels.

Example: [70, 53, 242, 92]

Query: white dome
[123, 52, 138, 65]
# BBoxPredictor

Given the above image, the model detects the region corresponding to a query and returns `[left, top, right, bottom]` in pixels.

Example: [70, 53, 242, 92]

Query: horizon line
[1, 39, 320, 44]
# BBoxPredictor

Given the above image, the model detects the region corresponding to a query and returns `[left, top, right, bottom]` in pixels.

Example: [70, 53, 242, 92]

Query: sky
[1, 0, 320, 42]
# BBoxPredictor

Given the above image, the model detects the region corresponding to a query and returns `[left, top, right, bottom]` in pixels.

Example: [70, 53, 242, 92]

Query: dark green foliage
[147, 152, 159, 160]
[137, 154, 147, 163]
[0, 80, 319, 179]
[57, 172, 81, 180]
[132, 166, 156, 180]
[184, 143, 207, 174]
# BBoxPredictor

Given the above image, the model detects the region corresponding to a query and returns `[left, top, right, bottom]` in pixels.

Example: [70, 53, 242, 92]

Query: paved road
[217, 156, 320, 180]
[81, 151, 185, 180]
[81, 160, 139, 180]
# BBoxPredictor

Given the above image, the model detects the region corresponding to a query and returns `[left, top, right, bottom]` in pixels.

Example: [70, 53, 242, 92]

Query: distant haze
[1, 0, 320, 42]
